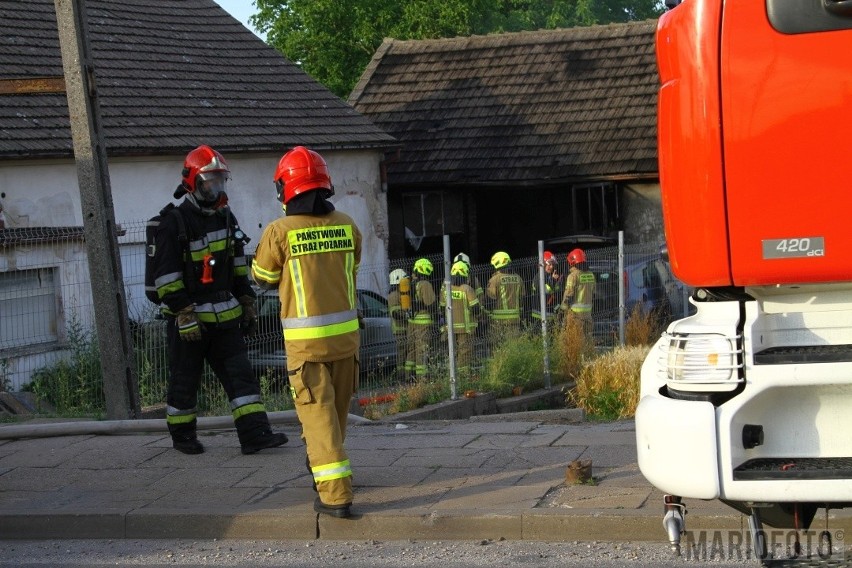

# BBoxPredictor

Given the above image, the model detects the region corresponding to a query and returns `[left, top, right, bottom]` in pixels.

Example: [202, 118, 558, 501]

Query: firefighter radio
[201, 254, 215, 284]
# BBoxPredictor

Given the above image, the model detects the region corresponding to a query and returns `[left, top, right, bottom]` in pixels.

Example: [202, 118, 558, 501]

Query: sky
[214, 0, 262, 38]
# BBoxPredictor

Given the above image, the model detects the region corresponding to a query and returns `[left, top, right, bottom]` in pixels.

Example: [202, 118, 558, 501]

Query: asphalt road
[1, 538, 826, 567]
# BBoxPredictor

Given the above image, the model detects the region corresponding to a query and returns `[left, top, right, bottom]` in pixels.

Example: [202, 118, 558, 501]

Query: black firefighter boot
[168, 421, 204, 455]
[236, 412, 288, 455]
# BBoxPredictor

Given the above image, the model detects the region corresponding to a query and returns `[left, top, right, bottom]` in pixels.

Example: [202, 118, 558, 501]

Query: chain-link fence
[0, 222, 691, 417]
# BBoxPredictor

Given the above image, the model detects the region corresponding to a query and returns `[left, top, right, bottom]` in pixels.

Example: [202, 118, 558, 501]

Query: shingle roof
[349, 22, 659, 186]
[0, 0, 396, 159]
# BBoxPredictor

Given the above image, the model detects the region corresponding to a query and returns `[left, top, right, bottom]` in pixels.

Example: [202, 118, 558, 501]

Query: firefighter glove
[239, 295, 258, 336]
[176, 305, 203, 341]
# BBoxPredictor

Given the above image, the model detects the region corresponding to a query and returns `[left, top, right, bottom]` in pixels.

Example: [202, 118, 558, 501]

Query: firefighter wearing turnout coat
[440, 261, 481, 374]
[387, 269, 410, 381]
[252, 146, 362, 519]
[486, 251, 524, 341]
[406, 258, 438, 380]
[150, 145, 288, 456]
[560, 248, 596, 339]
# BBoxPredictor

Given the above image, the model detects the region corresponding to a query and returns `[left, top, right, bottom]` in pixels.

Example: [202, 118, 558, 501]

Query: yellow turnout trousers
[288, 355, 358, 506]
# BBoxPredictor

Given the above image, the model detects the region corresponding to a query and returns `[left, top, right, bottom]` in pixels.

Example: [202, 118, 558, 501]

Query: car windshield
[358, 290, 389, 318]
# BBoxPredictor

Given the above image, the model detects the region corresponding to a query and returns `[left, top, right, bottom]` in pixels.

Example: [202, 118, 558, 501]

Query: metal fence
[0, 221, 691, 416]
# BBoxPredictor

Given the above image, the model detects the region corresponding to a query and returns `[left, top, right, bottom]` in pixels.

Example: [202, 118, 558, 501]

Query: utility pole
[53, 0, 140, 419]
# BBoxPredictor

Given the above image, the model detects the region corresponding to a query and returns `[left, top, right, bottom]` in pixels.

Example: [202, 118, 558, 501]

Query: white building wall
[0, 149, 389, 389]
[0, 150, 387, 260]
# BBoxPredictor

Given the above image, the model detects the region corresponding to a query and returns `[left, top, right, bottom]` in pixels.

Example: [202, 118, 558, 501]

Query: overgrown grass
[480, 332, 548, 397]
[361, 377, 450, 419]
[259, 372, 294, 412]
[563, 305, 660, 420]
[24, 317, 105, 416]
[24, 316, 297, 418]
[554, 315, 596, 382]
[0, 358, 11, 393]
[567, 344, 649, 420]
[133, 320, 169, 408]
[625, 303, 665, 347]
[390, 378, 449, 414]
[22, 302, 662, 421]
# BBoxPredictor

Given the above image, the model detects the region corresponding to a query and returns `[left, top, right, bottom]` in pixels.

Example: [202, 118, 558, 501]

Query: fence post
[538, 241, 551, 388]
[618, 231, 626, 346]
[443, 235, 457, 400]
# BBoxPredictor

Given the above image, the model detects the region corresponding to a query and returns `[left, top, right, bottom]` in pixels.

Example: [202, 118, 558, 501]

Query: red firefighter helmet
[181, 145, 229, 194]
[274, 146, 334, 204]
[567, 248, 586, 266]
[543, 250, 557, 265]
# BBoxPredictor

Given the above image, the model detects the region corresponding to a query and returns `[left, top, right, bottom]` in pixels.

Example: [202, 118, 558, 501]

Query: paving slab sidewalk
[1, 415, 847, 543]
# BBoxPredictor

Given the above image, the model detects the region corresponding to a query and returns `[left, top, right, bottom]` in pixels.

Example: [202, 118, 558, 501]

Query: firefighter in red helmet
[531, 250, 563, 323]
[252, 146, 362, 519]
[150, 145, 288, 456]
[560, 248, 596, 339]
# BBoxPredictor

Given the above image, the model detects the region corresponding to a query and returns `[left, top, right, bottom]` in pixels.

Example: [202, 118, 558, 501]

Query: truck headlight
[660, 332, 742, 389]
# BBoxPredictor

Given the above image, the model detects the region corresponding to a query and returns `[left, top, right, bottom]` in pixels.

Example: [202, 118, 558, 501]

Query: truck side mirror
[664, 0, 681, 8]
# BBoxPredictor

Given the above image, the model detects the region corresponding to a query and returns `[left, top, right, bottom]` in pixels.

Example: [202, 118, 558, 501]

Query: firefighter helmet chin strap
[275, 180, 288, 214]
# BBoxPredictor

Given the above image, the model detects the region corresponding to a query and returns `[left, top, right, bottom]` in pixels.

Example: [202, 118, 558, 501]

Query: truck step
[753, 344, 852, 365]
[734, 457, 852, 480]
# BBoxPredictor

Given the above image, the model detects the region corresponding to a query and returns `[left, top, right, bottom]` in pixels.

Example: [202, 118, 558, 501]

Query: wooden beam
[0, 77, 66, 95]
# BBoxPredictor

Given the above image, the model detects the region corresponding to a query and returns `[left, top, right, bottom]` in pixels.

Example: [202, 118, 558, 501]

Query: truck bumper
[635, 393, 720, 499]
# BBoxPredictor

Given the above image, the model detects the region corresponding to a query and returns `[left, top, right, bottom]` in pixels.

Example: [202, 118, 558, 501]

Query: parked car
[247, 288, 397, 380]
[540, 235, 691, 341]
[589, 253, 690, 340]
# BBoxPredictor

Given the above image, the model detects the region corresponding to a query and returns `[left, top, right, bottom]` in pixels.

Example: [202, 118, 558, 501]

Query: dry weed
[568, 345, 649, 419]
[555, 315, 595, 381]
[625, 303, 663, 346]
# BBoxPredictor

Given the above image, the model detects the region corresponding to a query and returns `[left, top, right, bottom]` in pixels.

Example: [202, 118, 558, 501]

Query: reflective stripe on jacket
[486, 270, 523, 321]
[251, 210, 362, 362]
[153, 201, 254, 324]
[563, 268, 596, 313]
[450, 285, 478, 333]
[410, 279, 436, 325]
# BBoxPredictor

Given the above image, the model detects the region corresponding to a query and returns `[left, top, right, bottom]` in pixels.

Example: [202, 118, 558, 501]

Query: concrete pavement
[0, 410, 825, 543]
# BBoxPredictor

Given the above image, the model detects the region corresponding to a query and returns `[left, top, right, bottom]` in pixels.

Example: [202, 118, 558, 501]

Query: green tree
[252, 0, 664, 99]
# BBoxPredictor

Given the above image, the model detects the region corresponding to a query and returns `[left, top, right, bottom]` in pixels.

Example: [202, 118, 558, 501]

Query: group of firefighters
[149, 144, 363, 518]
[386, 248, 597, 381]
[148, 143, 598, 518]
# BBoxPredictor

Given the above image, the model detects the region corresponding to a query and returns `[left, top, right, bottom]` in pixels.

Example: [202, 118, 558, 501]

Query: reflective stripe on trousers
[312, 459, 352, 482]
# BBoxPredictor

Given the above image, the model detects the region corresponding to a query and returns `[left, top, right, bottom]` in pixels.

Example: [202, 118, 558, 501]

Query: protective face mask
[196, 174, 227, 203]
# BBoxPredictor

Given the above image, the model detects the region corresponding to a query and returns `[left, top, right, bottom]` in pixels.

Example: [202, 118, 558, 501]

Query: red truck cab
[638, 1, 852, 558]
[658, 0, 852, 286]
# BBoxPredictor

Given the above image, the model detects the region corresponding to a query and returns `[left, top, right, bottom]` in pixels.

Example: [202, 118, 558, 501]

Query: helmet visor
[196, 171, 229, 202]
